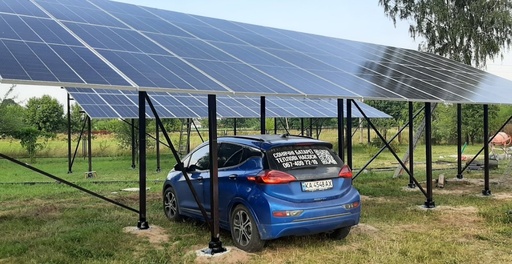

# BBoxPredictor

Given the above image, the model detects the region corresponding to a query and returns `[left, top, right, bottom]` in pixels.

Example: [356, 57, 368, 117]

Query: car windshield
[267, 145, 342, 171]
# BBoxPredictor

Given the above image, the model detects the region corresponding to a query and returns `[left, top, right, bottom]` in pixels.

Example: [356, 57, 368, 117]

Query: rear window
[267, 145, 342, 171]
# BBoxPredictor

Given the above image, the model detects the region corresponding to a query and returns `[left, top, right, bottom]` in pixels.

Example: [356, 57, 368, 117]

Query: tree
[379, 0, 512, 67]
[24, 95, 64, 133]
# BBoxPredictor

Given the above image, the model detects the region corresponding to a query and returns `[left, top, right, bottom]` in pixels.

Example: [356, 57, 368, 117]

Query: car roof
[217, 134, 333, 150]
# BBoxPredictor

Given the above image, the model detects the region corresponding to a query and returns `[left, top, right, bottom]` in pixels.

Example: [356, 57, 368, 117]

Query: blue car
[163, 134, 361, 252]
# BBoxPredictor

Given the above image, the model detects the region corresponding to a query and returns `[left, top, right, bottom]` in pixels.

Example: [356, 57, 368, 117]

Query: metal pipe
[347, 100, 352, 168]
[131, 119, 136, 169]
[483, 105, 491, 196]
[457, 104, 463, 179]
[208, 94, 225, 253]
[337, 99, 344, 161]
[87, 115, 92, 173]
[67, 93, 72, 173]
[137, 91, 149, 229]
[233, 118, 237, 136]
[260, 96, 266, 134]
[156, 121, 160, 172]
[424, 102, 435, 208]
[408, 102, 415, 188]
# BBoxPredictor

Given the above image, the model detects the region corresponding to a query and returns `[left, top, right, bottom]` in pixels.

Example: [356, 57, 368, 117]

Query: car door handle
[228, 174, 238, 180]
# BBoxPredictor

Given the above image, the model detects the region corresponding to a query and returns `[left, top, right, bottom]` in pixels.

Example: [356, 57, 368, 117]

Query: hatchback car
[163, 134, 360, 252]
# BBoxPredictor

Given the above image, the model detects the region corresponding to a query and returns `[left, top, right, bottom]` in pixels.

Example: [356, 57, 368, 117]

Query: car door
[176, 144, 210, 218]
[202, 143, 245, 223]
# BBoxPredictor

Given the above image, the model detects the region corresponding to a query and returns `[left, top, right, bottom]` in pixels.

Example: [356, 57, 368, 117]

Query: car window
[188, 145, 210, 171]
[218, 143, 244, 168]
[267, 145, 341, 171]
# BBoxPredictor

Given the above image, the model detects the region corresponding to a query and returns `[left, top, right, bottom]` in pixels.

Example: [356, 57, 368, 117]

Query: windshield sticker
[272, 148, 336, 169]
[313, 149, 337, 165]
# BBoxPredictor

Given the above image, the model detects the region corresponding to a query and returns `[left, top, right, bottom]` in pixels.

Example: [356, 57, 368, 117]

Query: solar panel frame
[0, 0, 510, 105]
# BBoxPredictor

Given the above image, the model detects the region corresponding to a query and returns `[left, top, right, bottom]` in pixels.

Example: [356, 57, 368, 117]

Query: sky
[1, 0, 512, 109]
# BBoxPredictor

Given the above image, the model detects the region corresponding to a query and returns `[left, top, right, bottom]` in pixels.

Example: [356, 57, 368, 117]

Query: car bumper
[256, 188, 361, 240]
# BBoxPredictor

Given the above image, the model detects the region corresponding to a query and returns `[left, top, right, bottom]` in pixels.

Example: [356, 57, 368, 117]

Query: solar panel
[66, 88, 391, 119]
[0, 0, 511, 104]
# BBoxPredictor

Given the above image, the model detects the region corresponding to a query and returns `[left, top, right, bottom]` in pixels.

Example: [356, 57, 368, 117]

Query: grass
[1, 133, 512, 263]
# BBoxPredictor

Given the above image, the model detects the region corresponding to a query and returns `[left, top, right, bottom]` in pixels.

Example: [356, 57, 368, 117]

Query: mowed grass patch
[2, 135, 512, 263]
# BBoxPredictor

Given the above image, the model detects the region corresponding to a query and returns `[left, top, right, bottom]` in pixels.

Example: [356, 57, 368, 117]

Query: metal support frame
[277, 118, 291, 135]
[137, 91, 149, 230]
[309, 118, 313, 138]
[459, 115, 512, 175]
[274, 118, 278, 134]
[300, 118, 304, 136]
[352, 102, 426, 197]
[207, 94, 225, 254]
[192, 118, 204, 143]
[233, 118, 237, 136]
[131, 118, 136, 169]
[482, 105, 491, 196]
[186, 118, 192, 154]
[424, 102, 435, 208]
[87, 115, 92, 173]
[156, 121, 161, 172]
[68, 117, 87, 173]
[260, 96, 266, 134]
[143, 93, 216, 251]
[457, 104, 463, 179]
[0, 153, 139, 213]
[408, 102, 416, 188]
[337, 99, 344, 161]
[367, 121, 371, 143]
[67, 93, 72, 173]
[346, 100, 352, 169]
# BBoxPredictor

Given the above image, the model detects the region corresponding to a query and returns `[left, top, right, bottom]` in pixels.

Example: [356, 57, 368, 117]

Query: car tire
[327, 226, 351, 240]
[230, 204, 265, 252]
[163, 186, 182, 221]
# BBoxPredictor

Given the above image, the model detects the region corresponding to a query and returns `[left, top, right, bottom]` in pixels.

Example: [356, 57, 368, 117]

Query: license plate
[301, 179, 333, 192]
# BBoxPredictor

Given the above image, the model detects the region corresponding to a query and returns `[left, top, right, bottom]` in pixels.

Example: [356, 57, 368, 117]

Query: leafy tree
[379, 0, 512, 145]
[0, 103, 25, 136]
[379, 0, 512, 67]
[24, 95, 64, 133]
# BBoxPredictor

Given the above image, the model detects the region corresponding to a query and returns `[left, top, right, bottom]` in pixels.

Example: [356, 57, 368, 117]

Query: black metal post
[131, 119, 136, 169]
[457, 104, 463, 179]
[274, 118, 277, 134]
[301, 118, 304, 136]
[67, 93, 72, 173]
[309, 118, 313, 137]
[233, 118, 237, 136]
[337, 99, 344, 161]
[408, 102, 415, 188]
[156, 121, 160, 172]
[347, 100, 353, 169]
[186, 118, 191, 153]
[483, 105, 491, 196]
[425, 102, 435, 208]
[208, 94, 225, 253]
[260, 96, 266, 134]
[87, 115, 92, 173]
[137, 91, 149, 230]
[367, 121, 371, 143]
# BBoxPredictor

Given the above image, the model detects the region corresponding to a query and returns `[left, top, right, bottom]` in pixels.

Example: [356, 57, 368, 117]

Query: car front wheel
[230, 204, 265, 252]
[163, 186, 182, 221]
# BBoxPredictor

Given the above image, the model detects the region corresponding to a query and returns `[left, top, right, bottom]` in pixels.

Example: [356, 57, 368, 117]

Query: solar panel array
[66, 87, 390, 119]
[1, 0, 511, 104]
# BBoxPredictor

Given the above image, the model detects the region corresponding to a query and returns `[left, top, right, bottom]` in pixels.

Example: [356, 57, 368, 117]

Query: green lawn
[1, 135, 511, 263]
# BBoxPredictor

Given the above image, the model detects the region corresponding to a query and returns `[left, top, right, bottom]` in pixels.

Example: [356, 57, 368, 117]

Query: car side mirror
[187, 164, 197, 172]
[173, 163, 184, 171]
